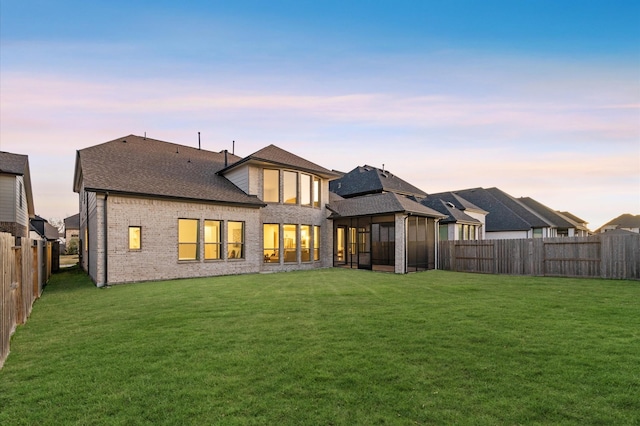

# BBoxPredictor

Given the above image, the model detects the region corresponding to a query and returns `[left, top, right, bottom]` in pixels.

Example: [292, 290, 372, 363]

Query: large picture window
[284, 171, 298, 204]
[178, 219, 199, 260]
[228, 221, 244, 259]
[204, 220, 221, 260]
[129, 226, 141, 250]
[284, 224, 297, 263]
[314, 226, 320, 261]
[263, 224, 279, 263]
[263, 169, 280, 203]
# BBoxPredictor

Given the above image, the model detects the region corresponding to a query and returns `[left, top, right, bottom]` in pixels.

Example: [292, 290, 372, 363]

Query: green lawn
[1, 267, 638, 425]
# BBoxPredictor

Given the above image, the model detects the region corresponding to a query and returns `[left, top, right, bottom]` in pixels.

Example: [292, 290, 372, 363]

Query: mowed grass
[1, 268, 638, 425]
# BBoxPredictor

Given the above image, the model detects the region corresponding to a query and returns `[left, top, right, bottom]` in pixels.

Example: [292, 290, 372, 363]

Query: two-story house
[0, 151, 35, 240]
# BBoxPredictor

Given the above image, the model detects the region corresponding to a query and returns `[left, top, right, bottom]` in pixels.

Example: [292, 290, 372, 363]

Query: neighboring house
[517, 197, 590, 237]
[595, 214, 640, 234]
[420, 192, 487, 241]
[328, 165, 444, 272]
[557, 211, 590, 235]
[0, 151, 35, 239]
[452, 187, 557, 239]
[30, 215, 61, 242]
[64, 213, 80, 242]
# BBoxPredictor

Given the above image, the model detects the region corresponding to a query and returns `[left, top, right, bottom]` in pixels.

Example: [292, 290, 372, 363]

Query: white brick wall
[104, 195, 263, 285]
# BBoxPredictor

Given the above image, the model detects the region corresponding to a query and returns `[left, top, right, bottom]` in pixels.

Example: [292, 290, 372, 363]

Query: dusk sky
[1, 0, 638, 230]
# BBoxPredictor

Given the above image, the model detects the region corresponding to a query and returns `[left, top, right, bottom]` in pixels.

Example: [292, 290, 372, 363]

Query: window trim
[263, 223, 280, 263]
[263, 169, 280, 203]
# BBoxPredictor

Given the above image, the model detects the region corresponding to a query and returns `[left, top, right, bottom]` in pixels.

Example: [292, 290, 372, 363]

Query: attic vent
[446, 202, 455, 208]
[122, 139, 127, 143]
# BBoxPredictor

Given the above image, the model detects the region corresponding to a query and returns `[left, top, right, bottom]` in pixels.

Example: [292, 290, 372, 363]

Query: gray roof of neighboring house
[557, 211, 588, 225]
[420, 197, 482, 225]
[518, 197, 582, 230]
[596, 213, 640, 232]
[0, 151, 29, 175]
[74, 135, 266, 207]
[329, 165, 427, 199]
[219, 144, 340, 179]
[328, 192, 445, 218]
[453, 187, 550, 232]
[64, 213, 80, 230]
[30, 216, 60, 240]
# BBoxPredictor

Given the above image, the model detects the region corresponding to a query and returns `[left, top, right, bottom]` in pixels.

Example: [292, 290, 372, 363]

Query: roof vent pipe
[198, 132, 201, 150]
[232, 140, 235, 155]
[224, 149, 228, 167]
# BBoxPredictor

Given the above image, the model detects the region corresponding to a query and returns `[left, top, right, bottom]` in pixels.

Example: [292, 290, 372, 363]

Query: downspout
[103, 192, 109, 286]
[85, 190, 89, 273]
[404, 213, 410, 274]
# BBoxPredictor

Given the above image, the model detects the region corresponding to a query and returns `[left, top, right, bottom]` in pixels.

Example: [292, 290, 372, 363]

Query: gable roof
[74, 135, 265, 208]
[0, 151, 35, 217]
[557, 211, 588, 226]
[30, 216, 60, 240]
[219, 144, 340, 179]
[328, 192, 445, 218]
[330, 165, 427, 199]
[453, 187, 550, 232]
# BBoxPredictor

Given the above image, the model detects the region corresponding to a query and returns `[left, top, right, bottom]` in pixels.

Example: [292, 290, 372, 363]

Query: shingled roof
[0, 151, 29, 175]
[219, 144, 340, 179]
[328, 192, 445, 218]
[420, 197, 482, 224]
[518, 197, 584, 230]
[330, 165, 427, 199]
[453, 187, 550, 232]
[74, 135, 265, 207]
[596, 213, 640, 232]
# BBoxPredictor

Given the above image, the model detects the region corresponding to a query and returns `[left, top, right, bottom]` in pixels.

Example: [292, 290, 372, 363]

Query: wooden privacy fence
[439, 234, 640, 280]
[1, 233, 49, 369]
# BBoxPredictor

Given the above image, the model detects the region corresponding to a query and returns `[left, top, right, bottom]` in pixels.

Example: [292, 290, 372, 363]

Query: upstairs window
[284, 171, 298, 204]
[313, 177, 321, 208]
[263, 169, 280, 203]
[301, 174, 312, 206]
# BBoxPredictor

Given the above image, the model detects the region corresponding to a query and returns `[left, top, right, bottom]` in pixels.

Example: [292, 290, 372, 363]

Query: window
[313, 177, 321, 208]
[313, 226, 320, 261]
[439, 224, 448, 241]
[301, 174, 312, 206]
[533, 228, 543, 238]
[129, 226, 141, 250]
[263, 169, 280, 203]
[263, 224, 279, 263]
[301, 225, 311, 261]
[227, 221, 244, 259]
[178, 219, 199, 260]
[284, 224, 297, 262]
[284, 171, 298, 204]
[204, 220, 221, 260]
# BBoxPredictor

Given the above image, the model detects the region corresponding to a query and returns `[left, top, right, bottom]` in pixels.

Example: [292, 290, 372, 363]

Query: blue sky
[1, 0, 638, 229]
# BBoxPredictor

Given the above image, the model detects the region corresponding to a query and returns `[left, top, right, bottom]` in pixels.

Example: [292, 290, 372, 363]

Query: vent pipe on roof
[224, 149, 228, 167]
[232, 140, 235, 155]
[198, 132, 201, 150]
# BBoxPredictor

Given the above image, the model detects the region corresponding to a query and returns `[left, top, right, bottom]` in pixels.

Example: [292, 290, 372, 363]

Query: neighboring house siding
[105, 195, 262, 285]
[0, 175, 16, 222]
[224, 166, 249, 194]
[485, 230, 530, 240]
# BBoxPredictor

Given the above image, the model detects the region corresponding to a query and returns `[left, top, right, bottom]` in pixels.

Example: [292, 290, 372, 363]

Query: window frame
[178, 219, 199, 261]
[301, 173, 312, 206]
[283, 171, 298, 204]
[283, 224, 298, 263]
[313, 225, 320, 261]
[263, 169, 280, 203]
[263, 224, 280, 263]
[313, 177, 321, 208]
[128, 226, 141, 251]
[204, 220, 222, 260]
[227, 221, 245, 259]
